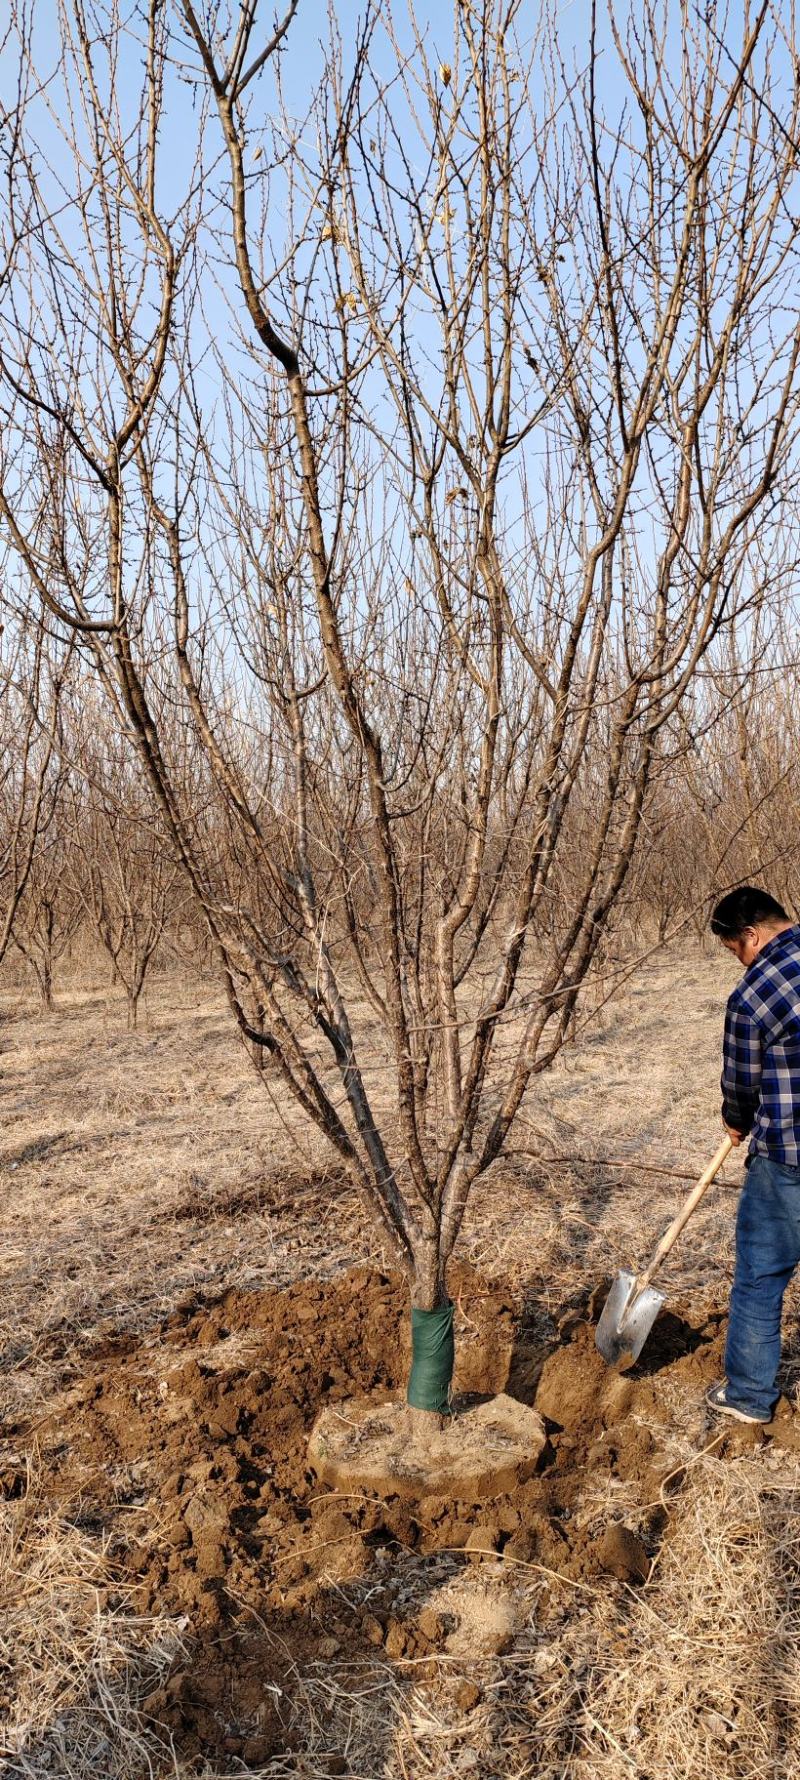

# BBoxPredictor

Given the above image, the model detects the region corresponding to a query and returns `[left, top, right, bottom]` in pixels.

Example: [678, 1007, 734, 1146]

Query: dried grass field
[2, 944, 800, 1779]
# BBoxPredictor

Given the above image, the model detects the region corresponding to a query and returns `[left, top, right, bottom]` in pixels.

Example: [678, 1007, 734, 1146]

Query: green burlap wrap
[406, 1301, 455, 1414]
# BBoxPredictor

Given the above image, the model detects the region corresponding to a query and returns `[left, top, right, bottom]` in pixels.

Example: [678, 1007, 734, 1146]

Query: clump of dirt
[531, 1308, 728, 1494]
[13, 1264, 798, 1768]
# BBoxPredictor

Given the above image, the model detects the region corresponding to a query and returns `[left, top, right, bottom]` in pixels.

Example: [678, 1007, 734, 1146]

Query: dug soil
[8, 1263, 800, 1768]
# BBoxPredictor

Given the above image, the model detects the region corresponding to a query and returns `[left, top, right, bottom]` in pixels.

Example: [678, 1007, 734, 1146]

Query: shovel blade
[595, 1271, 666, 1368]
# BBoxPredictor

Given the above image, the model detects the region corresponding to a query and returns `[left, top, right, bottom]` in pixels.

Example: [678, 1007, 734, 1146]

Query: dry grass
[0, 1455, 185, 1778]
[546, 1458, 796, 1780]
[265, 1452, 798, 1780]
[0, 966, 376, 1425]
[0, 943, 750, 1417]
[370, 1455, 800, 1780]
[3, 946, 800, 1777]
[571, 1456, 800, 1778]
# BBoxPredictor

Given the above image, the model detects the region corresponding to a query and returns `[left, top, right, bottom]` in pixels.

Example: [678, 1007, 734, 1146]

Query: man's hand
[723, 1120, 744, 1146]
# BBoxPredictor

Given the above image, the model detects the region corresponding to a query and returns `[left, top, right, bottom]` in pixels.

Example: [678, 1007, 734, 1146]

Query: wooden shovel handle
[635, 1135, 734, 1295]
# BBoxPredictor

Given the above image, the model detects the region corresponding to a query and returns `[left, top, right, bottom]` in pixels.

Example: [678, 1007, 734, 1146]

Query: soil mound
[14, 1265, 799, 1768]
[309, 1392, 546, 1498]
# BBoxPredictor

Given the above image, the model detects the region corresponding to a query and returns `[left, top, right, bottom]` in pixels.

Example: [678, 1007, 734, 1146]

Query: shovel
[595, 1135, 734, 1367]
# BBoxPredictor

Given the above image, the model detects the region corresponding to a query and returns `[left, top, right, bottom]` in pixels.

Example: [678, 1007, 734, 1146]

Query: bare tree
[0, 617, 71, 968]
[64, 695, 184, 1026]
[2, 0, 800, 1421]
[171, 0, 800, 1300]
[0, 628, 78, 1006]
[10, 742, 81, 1011]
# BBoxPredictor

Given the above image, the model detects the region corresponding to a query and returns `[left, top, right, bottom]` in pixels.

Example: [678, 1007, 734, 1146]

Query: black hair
[710, 886, 791, 940]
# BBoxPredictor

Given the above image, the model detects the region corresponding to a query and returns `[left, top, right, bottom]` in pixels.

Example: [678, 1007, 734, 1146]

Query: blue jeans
[725, 1153, 800, 1418]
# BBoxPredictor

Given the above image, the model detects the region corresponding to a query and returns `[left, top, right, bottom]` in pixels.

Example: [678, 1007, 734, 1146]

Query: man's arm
[721, 996, 762, 1145]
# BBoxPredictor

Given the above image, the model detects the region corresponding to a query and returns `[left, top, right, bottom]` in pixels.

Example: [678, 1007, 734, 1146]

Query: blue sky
[2, 0, 798, 674]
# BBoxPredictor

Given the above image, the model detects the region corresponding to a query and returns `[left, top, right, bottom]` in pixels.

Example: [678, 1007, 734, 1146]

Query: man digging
[707, 886, 800, 1425]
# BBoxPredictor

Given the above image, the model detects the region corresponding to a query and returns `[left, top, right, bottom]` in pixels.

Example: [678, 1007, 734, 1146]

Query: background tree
[65, 695, 185, 1027]
[0, 617, 71, 969]
[10, 739, 81, 1011]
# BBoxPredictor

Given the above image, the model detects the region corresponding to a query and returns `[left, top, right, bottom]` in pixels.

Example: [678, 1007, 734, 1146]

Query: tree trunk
[33, 955, 54, 1012]
[410, 1237, 448, 1312]
[406, 1236, 452, 1438]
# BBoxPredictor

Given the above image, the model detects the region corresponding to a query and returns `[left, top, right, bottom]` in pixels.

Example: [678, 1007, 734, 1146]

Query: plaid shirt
[722, 925, 800, 1165]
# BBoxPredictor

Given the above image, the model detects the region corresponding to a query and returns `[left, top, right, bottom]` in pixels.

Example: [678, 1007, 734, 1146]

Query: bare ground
[2, 946, 800, 1778]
